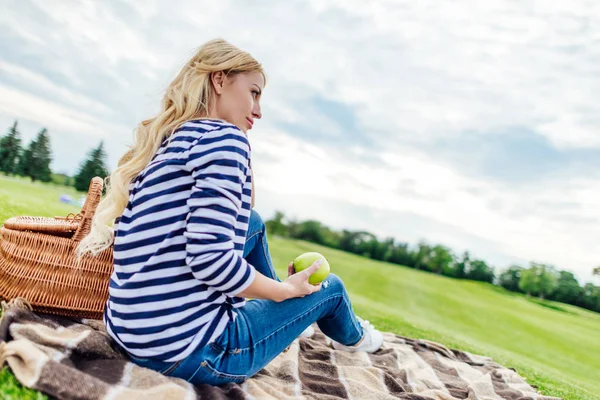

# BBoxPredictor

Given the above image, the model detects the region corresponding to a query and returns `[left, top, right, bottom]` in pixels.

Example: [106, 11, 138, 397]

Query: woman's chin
[239, 122, 251, 133]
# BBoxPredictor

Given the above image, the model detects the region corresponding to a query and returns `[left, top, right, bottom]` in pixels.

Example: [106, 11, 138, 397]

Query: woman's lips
[246, 117, 254, 129]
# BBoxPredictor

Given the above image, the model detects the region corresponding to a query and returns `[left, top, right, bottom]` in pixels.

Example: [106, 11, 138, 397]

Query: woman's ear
[211, 71, 225, 95]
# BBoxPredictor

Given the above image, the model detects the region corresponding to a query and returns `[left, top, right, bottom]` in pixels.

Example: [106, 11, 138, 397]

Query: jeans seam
[243, 230, 261, 259]
[260, 236, 278, 281]
[229, 293, 350, 353]
[186, 360, 246, 383]
[342, 295, 364, 345]
[162, 359, 184, 375]
[246, 230, 261, 242]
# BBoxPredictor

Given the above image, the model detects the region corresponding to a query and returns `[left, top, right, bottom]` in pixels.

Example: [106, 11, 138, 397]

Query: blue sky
[1, 0, 599, 283]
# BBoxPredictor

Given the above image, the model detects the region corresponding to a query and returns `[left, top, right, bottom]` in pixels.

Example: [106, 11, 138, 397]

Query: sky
[1, 0, 599, 283]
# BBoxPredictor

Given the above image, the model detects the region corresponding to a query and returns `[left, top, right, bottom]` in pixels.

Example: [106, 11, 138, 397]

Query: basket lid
[3, 214, 81, 234]
[1, 177, 104, 240]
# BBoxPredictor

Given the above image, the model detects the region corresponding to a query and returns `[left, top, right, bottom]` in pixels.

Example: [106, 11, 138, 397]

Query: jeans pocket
[188, 360, 247, 386]
[161, 359, 184, 375]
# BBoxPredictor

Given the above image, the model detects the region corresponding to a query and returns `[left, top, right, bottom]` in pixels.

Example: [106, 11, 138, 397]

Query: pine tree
[74, 141, 109, 192]
[19, 128, 52, 182]
[0, 121, 22, 175]
[16, 145, 31, 177]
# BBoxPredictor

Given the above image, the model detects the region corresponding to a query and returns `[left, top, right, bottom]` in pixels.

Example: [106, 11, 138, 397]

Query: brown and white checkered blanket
[0, 299, 560, 400]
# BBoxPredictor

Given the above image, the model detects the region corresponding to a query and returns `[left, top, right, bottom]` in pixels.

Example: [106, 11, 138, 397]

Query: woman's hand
[282, 260, 323, 300]
[287, 261, 295, 278]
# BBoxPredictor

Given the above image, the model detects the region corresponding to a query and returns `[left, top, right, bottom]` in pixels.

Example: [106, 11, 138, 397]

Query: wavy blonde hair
[77, 38, 264, 257]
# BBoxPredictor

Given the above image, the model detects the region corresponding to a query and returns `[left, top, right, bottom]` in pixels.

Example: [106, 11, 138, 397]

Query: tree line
[0, 121, 109, 191]
[265, 211, 600, 314]
[3, 121, 598, 313]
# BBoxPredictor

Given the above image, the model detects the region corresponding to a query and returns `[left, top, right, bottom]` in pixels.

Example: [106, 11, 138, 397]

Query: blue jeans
[128, 210, 363, 386]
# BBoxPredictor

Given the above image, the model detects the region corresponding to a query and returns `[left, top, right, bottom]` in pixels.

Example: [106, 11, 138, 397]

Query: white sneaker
[331, 317, 383, 353]
[300, 325, 315, 338]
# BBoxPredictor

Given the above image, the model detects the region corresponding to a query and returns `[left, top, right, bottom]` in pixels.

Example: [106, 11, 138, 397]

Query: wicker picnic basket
[0, 177, 114, 320]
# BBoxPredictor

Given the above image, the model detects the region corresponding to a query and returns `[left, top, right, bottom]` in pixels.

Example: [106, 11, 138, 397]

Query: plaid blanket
[0, 299, 560, 400]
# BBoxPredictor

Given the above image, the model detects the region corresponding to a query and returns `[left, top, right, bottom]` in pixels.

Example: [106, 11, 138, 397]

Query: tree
[16, 145, 30, 176]
[550, 271, 582, 305]
[286, 218, 300, 239]
[321, 226, 342, 249]
[339, 230, 362, 254]
[413, 241, 434, 271]
[518, 263, 558, 299]
[429, 244, 454, 276]
[519, 266, 537, 296]
[499, 265, 524, 292]
[354, 232, 378, 258]
[594, 266, 600, 276]
[74, 141, 109, 191]
[579, 283, 600, 312]
[466, 259, 494, 283]
[453, 251, 471, 279]
[537, 264, 558, 300]
[292, 220, 326, 245]
[19, 128, 52, 182]
[265, 211, 288, 237]
[387, 242, 414, 267]
[0, 121, 22, 175]
[371, 237, 395, 262]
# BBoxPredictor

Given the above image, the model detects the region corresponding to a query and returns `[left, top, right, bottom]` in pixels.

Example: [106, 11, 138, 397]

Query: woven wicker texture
[0, 177, 114, 319]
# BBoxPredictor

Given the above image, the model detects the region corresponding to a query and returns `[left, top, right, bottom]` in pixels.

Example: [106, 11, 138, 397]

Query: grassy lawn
[270, 238, 600, 400]
[0, 175, 81, 224]
[1, 175, 598, 400]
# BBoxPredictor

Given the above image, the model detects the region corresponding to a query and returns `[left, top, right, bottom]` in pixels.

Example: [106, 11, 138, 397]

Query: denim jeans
[127, 209, 364, 386]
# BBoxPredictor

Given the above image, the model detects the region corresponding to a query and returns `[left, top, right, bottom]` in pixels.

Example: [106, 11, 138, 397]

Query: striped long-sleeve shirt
[104, 119, 256, 362]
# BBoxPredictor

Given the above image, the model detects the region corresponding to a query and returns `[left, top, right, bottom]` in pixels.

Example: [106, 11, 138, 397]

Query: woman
[77, 38, 383, 386]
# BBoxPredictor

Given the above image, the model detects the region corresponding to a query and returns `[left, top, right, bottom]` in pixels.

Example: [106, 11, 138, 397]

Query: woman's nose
[252, 103, 262, 119]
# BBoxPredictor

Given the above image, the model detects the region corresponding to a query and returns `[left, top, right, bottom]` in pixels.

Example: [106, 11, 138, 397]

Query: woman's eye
[251, 90, 259, 98]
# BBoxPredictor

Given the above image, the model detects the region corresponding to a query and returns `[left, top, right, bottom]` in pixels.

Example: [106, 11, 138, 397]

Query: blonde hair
[77, 38, 264, 257]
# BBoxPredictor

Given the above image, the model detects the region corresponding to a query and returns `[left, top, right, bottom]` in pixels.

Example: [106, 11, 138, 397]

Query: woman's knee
[249, 209, 266, 233]
[322, 273, 346, 293]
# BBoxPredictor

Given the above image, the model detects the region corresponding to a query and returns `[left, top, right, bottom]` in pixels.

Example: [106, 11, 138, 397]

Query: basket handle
[72, 177, 104, 242]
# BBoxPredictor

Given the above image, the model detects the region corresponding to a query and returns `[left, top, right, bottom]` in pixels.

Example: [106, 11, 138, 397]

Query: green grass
[268, 238, 599, 400]
[1, 175, 598, 400]
[0, 175, 81, 224]
[0, 368, 48, 400]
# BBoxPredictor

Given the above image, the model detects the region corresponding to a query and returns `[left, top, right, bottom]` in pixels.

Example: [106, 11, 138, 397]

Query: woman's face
[213, 71, 264, 133]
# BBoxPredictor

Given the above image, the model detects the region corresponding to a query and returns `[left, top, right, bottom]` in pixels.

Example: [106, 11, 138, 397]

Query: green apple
[293, 252, 330, 284]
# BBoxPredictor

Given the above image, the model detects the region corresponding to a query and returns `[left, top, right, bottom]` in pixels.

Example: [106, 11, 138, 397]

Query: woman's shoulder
[178, 118, 242, 136]
[176, 119, 249, 148]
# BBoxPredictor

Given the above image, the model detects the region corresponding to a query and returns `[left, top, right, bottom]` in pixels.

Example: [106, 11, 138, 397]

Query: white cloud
[1, 0, 599, 282]
[0, 61, 115, 115]
[251, 122, 600, 280]
[0, 86, 129, 141]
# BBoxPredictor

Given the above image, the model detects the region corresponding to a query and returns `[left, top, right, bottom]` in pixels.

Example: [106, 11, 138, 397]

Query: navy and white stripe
[105, 119, 256, 362]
